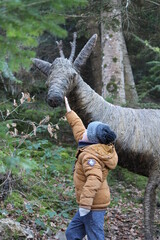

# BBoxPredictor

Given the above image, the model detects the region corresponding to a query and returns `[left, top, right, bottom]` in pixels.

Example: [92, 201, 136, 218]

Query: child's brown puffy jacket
[66, 111, 118, 210]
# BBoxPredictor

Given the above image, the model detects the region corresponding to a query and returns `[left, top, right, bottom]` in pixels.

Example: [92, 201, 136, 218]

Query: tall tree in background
[101, 0, 138, 105]
[0, 0, 87, 95]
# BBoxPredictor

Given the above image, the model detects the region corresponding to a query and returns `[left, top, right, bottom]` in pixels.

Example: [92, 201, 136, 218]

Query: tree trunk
[122, 34, 138, 105]
[101, 0, 138, 105]
[88, 19, 102, 95]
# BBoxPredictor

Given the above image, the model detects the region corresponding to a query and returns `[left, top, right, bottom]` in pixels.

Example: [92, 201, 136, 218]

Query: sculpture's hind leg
[144, 171, 160, 240]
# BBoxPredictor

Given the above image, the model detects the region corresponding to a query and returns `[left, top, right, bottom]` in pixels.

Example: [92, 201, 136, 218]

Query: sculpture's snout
[47, 95, 63, 108]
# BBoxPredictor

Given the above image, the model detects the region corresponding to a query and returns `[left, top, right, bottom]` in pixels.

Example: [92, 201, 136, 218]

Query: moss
[60, 151, 69, 159]
[4, 192, 24, 209]
[105, 97, 114, 104]
[108, 166, 147, 190]
[112, 57, 118, 63]
[31, 185, 54, 198]
[106, 81, 118, 93]
[16, 215, 24, 222]
[39, 208, 48, 215]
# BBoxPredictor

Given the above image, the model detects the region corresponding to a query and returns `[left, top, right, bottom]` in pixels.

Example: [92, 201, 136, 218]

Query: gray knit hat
[87, 121, 117, 144]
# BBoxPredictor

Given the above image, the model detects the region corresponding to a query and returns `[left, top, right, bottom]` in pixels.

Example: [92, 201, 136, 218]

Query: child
[64, 97, 118, 240]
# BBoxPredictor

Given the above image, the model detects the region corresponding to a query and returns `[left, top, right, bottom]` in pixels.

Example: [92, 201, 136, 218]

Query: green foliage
[0, 95, 73, 178]
[35, 218, 46, 230]
[0, 0, 87, 72]
[122, 1, 160, 105]
[140, 60, 160, 99]
[19, 103, 65, 126]
[133, 35, 160, 55]
[0, 141, 38, 174]
[0, 109, 39, 174]
[0, 139, 77, 236]
[134, 37, 160, 101]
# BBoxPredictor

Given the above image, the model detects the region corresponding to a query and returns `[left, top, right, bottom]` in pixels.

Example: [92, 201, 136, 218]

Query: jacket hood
[80, 143, 118, 170]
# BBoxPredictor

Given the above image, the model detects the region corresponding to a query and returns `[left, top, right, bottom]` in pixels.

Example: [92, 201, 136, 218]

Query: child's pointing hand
[64, 96, 71, 113]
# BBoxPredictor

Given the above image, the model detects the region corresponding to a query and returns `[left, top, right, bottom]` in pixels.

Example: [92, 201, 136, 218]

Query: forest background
[0, 0, 159, 239]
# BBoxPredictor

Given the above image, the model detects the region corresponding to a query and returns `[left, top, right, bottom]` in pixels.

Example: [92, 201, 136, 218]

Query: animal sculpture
[32, 33, 160, 240]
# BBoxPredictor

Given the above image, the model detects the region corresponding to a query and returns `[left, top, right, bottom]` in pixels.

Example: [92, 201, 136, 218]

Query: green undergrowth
[108, 166, 147, 207]
[108, 166, 147, 190]
[0, 138, 77, 236]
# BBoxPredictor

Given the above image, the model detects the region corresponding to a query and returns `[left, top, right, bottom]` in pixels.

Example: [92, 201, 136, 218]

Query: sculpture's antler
[56, 40, 65, 58]
[69, 32, 77, 62]
[31, 58, 51, 76]
[74, 34, 97, 71]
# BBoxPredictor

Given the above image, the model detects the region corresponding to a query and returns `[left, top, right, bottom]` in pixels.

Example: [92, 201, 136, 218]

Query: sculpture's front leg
[144, 171, 159, 240]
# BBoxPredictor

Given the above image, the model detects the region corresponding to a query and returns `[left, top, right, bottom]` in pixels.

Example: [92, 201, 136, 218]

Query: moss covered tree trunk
[101, 0, 138, 105]
[122, 34, 138, 105]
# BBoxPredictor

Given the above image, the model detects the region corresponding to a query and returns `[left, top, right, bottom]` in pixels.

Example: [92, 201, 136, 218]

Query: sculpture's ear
[74, 34, 97, 72]
[31, 58, 52, 76]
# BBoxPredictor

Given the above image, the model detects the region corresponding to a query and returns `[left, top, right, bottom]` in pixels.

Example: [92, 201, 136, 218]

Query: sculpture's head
[32, 33, 97, 108]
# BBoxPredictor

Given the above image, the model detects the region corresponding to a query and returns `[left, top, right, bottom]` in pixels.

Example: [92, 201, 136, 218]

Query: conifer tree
[0, 0, 87, 72]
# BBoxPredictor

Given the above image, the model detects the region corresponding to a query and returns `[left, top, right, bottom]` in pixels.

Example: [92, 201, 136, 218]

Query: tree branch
[125, 0, 131, 9]
[69, 32, 77, 62]
[0, 171, 11, 187]
[56, 40, 65, 58]
[146, 0, 160, 6]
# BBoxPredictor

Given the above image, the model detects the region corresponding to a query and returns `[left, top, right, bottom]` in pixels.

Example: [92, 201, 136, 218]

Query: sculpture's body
[32, 33, 160, 240]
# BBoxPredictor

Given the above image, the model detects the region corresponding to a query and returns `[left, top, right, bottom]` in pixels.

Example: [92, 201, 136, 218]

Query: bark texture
[101, 0, 138, 105]
[101, 0, 126, 104]
[122, 34, 138, 105]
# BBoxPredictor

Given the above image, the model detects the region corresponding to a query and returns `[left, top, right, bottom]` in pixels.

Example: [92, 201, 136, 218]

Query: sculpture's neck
[69, 75, 113, 125]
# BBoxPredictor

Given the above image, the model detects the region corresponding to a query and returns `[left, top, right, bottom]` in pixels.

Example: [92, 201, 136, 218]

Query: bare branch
[0, 110, 5, 120]
[0, 171, 11, 187]
[25, 0, 51, 7]
[125, 0, 131, 9]
[56, 40, 65, 58]
[0, 73, 8, 92]
[69, 32, 77, 62]
[146, 0, 160, 6]
[4, 103, 22, 121]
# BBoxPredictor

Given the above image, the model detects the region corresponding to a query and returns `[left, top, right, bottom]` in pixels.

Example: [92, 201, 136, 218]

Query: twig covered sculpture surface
[32, 33, 160, 240]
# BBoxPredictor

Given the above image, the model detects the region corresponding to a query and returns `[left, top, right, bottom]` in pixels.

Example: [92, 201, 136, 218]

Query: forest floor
[0, 159, 160, 240]
[105, 183, 160, 240]
[55, 174, 160, 240]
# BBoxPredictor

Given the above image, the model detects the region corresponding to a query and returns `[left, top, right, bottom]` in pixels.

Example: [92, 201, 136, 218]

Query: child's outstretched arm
[64, 97, 86, 142]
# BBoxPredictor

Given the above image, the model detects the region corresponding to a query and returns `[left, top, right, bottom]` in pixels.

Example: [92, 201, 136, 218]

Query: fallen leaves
[105, 183, 150, 240]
